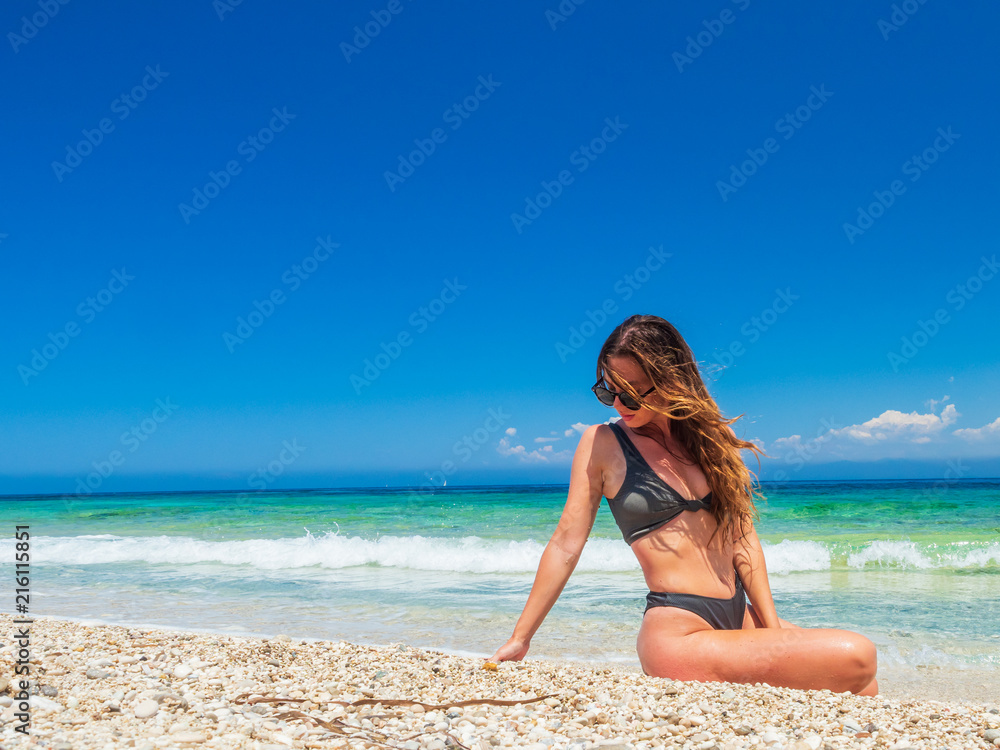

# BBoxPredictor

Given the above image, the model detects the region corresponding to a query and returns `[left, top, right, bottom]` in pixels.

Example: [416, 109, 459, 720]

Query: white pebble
[134, 700, 159, 718]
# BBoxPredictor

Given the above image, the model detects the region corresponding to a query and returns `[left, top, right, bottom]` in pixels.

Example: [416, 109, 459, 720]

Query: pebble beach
[3, 615, 999, 750]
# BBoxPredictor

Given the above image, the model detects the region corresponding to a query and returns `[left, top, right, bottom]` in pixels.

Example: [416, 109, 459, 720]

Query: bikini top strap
[607, 421, 644, 462]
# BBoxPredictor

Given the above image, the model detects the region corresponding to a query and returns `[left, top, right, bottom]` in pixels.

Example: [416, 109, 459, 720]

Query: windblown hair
[597, 315, 766, 544]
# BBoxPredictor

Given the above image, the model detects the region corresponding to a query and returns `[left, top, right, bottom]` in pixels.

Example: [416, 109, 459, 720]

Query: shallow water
[3, 480, 998, 702]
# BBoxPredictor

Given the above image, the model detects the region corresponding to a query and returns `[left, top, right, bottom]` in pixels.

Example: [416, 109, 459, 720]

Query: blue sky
[2, 0, 999, 494]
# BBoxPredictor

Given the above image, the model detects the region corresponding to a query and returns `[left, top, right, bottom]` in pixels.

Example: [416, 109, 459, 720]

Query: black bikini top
[605, 420, 712, 545]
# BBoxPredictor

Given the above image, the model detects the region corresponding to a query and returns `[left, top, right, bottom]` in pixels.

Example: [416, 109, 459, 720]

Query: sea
[2, 480, 998, 703]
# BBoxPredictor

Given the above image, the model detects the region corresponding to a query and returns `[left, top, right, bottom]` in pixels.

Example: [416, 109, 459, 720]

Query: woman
[489, 315, 878, 695]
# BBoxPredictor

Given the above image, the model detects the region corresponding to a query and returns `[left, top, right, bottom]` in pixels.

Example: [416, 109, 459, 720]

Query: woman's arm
[732, 520, 781, 628]
[489, 425, 605, 661]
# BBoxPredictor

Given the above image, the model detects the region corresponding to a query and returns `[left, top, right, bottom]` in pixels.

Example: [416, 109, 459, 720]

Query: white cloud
[496, 435, 571, 463]
[954, 416, 1000, 441]
[767, 401, 975, 463]
[496, 421, 592, 464]
[824, 403, 960, 444]
[925, 395, 950, 412]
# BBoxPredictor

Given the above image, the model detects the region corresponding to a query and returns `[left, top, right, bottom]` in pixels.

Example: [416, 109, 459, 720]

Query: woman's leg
[741, 604, 878, 695]
[638, 607, 878, 695]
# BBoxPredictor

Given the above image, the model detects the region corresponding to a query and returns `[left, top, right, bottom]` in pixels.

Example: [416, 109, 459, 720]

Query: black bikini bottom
[643, 574, 747, 630]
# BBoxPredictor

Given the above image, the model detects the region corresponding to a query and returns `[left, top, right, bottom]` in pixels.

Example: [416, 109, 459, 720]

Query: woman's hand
[489, 636, 530, 663]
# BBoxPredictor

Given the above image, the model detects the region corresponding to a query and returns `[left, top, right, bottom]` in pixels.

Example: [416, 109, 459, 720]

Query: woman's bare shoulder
[573, 422, 621, 469]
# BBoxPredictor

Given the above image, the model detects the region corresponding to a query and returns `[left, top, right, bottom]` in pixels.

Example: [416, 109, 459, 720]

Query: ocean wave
[4, 534, 997, 574]
[8, 532, 637, 573]
[760, 540, 831, 575]
[847, 540, 1000, 570]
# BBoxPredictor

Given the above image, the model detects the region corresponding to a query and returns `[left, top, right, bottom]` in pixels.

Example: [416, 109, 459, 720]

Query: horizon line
[3, 475, 999, 500]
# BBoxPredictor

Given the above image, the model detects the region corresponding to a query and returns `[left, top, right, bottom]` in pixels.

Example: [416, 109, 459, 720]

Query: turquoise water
[2, 480, 998, 699]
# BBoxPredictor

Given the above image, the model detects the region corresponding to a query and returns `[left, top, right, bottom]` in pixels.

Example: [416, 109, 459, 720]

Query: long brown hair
[597, 314, 766, 543]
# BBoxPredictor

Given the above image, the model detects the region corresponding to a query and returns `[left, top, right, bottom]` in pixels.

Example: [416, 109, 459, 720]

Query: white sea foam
[13, 532, 637, 573]
[6, 534, 997, 574]
[760, 540, 831, 575]
[848, 540, 1000, 569]
[848, 540, 934, 569]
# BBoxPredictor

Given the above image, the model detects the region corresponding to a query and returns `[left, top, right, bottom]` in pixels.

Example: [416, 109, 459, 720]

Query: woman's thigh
[638, 609, 875, 694]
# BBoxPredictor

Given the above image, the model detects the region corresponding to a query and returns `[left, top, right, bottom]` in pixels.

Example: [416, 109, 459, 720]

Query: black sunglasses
[591, 380, 655, 411]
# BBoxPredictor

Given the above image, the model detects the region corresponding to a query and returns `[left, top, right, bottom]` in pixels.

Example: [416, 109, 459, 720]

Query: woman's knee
[843, 633, 878, 692]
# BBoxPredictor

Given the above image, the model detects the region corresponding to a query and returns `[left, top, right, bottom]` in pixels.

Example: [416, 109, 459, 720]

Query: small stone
[720, 689, 736, 702]
[0, 677, 8, 692]
[735, 725, 753, 736]
[762, 731, 783, 745]
[30, 696, 62, 713]
[842, 718, 862, 733]
[135, 699, 159, 718]
[171, 731, 208, 743]
[39, 684, 58, 697]
[985, 730, 1000, 742]
[85, 668, 110, 679]
[173, 664, 193, 678]
[865, 722, 878, 732]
